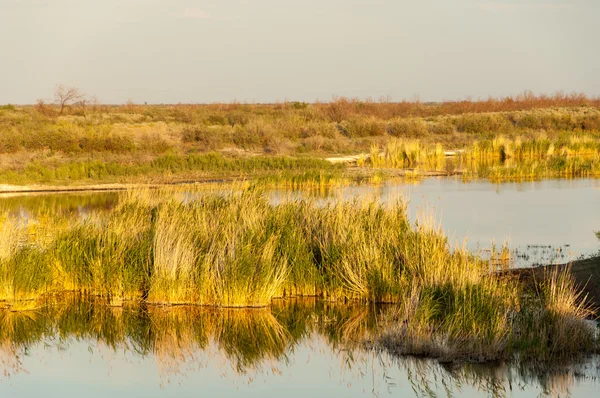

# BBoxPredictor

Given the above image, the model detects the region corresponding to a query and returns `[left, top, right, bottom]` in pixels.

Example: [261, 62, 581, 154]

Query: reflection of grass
[0, 193, 118, 217]
[215, 309, 290, 373]
[0, 297, 319, 377]
[0, 297, 594, 395]
[0, 297, 384, 378]
[392, 356, 594, 398]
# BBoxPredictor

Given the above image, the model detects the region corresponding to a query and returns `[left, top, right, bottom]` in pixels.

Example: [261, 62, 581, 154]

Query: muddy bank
[507, 256, 600, 314]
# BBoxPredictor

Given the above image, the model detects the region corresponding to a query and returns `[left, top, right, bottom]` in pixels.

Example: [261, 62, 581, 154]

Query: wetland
[1, 97, 600, 397]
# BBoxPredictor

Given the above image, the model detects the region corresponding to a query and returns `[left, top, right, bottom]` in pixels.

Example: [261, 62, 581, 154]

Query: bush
[581, 114, 600, 131]
[205, 114, 227, 126]
[455, 114, 512, 134]
[428, 121, 455, 135]
[227, 111, 250, 126]
[0, 127, 21, 153]
[386, 118, 429, 137]
[339, 118, 385, 138]
[0, 104, 16, 111]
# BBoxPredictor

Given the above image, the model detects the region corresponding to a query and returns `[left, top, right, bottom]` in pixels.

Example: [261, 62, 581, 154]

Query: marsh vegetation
[0, 187, 597, 363]
[1, 95, 599, 389]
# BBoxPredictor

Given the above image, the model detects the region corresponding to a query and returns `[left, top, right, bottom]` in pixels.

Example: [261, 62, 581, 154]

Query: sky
[0, 0, 598, 104]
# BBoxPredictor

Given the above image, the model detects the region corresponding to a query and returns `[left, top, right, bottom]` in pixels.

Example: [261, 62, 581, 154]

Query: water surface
[0, 298, 598, 397]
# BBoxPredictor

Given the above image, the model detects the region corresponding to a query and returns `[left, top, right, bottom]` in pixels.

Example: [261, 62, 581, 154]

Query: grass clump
[0, 188, 487, 307]
[0, 187, 597, 362]
[366, 134, 600, 181]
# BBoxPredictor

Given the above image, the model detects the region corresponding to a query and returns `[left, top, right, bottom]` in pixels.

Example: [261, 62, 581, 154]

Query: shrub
[227, 111, 250, 126]
[0, 104, 16, 111]
[204, 114, 227, 126]
[387, 118, 429, 138]
[455, 114, 512, 134]
[339, 118, 385, 138]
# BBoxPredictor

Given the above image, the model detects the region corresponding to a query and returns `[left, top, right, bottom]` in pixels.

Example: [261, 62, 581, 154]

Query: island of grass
[0, 187, 597, 363]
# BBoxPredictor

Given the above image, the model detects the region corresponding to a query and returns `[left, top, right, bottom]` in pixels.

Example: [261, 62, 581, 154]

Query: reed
[369, 134, 600, 181]
[0, 188, 485, 306]
[0, 188, 596, 361]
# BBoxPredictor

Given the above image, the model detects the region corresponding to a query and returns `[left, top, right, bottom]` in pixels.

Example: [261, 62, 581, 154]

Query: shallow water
[0, 191, 118, 218]
[0, 299, 598, 398]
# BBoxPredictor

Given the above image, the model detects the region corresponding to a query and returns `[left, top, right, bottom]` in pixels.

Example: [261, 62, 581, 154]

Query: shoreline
[507, 255, 600, 314]
[0, 168, 460, 195]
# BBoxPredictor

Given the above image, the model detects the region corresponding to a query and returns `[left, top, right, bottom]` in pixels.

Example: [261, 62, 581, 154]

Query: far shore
[0, 168, 460, 194]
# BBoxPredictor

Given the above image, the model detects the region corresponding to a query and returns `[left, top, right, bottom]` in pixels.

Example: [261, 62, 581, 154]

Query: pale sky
[1, 0, 598, 104]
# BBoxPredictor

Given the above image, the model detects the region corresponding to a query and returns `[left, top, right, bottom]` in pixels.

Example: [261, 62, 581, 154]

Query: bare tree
[54, 85, 84, 115]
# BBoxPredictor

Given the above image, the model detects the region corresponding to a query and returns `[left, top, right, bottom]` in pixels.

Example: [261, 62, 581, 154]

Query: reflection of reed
[214, 309, 290, 373]
[0, 297, 382, 380]
[147, 307, 211, 377]
[394, 356, 588, 398]
[0, 310, 45, 380]
[0, 297, 596, 397]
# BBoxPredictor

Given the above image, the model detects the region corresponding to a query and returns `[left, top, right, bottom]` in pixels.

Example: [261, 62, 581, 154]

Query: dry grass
[2, 94, 600, 185]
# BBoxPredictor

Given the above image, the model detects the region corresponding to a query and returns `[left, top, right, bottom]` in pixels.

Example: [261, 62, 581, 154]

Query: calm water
[1, 177, 599, 397]
[0, 298, 598, 398]
[319, 177, 600, 267]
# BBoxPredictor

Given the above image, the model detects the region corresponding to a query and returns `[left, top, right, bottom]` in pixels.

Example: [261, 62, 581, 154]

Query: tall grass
[0, 187, 596, 360]
[0, 153, 340, 185]
[369, 134, 600, 180]
[0, 188, 482, 306]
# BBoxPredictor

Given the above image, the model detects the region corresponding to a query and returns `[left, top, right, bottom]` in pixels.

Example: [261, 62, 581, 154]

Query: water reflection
[0, 191, 118, 218]
[0, 297, 598, 397]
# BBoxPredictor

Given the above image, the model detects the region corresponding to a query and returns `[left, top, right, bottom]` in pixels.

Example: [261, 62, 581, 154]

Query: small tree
[55, 85, 84, 115]
[36, 99, 53, 116]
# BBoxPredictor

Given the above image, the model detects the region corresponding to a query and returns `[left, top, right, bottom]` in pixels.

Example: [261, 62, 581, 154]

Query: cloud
[171, 8, 234, 21]
[475, 2, 573, 12]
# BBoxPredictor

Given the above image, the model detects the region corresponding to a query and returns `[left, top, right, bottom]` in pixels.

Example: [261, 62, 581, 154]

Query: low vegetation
[1, 93, 600, 185]
[0, 187, 596, 361]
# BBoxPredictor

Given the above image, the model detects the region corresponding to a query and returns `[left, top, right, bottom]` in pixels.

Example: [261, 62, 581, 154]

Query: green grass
[0, 152, 341, 185]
